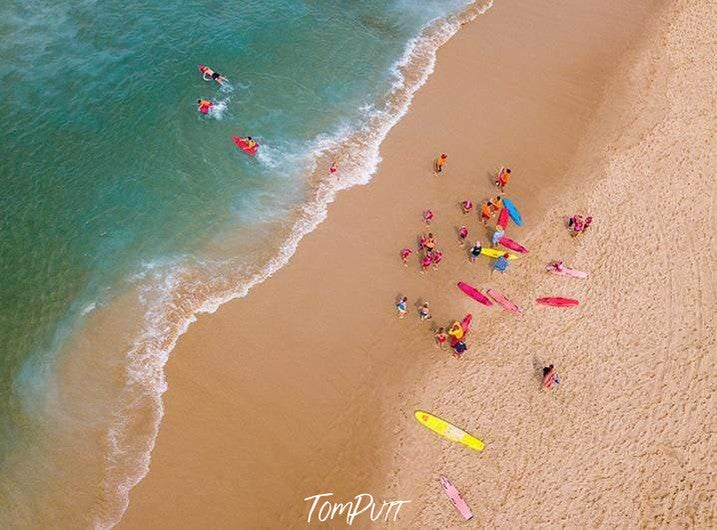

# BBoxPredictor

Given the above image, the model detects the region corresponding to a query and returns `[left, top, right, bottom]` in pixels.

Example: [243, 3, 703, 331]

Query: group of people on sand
[395, 154, 584, 390]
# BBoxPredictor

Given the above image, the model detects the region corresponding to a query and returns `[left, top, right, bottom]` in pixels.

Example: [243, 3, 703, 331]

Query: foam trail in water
[98, 2, 494, 528]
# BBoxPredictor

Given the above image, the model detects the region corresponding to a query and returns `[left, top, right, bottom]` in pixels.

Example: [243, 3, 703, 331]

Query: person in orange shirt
[434, 153, 448, 174]
[480, 200, 493, 225]
[496, 166, 511, 191]
[197, 99, 213, 114]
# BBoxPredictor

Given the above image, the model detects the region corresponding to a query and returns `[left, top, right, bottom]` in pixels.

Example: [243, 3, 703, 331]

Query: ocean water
[0, 0, 490, 526]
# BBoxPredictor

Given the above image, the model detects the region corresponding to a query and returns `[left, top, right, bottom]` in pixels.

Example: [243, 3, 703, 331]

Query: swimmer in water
[197, 99, 213, 114]
[200, 65, 226, 84]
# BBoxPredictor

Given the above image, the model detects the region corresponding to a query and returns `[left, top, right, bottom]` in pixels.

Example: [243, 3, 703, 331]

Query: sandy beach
[120, 0, 716, 528]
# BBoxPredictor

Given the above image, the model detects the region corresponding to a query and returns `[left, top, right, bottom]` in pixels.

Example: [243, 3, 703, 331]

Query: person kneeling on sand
[419, 302, 432, 321]
[452, 340, 467, 359]
[493, 253, 510, 274]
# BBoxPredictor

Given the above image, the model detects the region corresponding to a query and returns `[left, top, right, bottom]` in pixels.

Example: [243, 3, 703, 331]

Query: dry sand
[119, 0, 716, 527]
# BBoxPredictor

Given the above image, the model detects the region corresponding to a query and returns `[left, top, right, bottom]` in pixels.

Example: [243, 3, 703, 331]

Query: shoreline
[119, 0, 717, 527]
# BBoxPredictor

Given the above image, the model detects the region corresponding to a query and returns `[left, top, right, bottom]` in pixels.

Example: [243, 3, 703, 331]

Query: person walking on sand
[458, 225, 469, 246]
[396, 296, 408, 318]
[542, 364, 561, 389]
[469, 241, 482, 262]
[496, 166, 511, 191]
[419, 302, 432, 321]
[461, 200, 473, 214]
[400, 247, 412, 267]
[434, 153, 448, 174]
[434, 327, 448, 349]
[423, 209, 434, 226]
[431, 250, 443, 270]
[480, 200, 493, 225]
[420, 253, 433, 274]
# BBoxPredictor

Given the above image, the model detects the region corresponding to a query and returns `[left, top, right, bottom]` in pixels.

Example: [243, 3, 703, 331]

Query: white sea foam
[98, 2, 494, 527]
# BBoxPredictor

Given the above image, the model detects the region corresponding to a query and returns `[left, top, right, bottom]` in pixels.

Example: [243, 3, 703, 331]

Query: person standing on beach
[496, 167, 511, 191]
[420, 254, 433, 274]
[431, 250, 443, 270]
[423, 209, 434, 226]
[458, 225, 469, 246]
[400, 247, 412, 267]
[470, 241, 482, 262]
[435, 153, 448, 174]
[542, 364, 560, 389]
[396, 297, 408, 318]
[492, 227, 504, 247]
[419, 302, 432, 321]
[423, 233, 436, 252]
[329, 161, 338, 174]
[434, 327, 448, 349]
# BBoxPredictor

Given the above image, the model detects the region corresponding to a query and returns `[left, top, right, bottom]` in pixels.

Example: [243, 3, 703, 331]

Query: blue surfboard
[502, 198, 523, 226]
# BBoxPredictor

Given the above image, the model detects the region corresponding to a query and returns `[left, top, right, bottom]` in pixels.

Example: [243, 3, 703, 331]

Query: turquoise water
[0, 0, 480, 525]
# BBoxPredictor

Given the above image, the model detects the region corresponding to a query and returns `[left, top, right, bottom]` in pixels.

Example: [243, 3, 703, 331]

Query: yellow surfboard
[414, 410, 485, 452]
[481, 248, 518, 260]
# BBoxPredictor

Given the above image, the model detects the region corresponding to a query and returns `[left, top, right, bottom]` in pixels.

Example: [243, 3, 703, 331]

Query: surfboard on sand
[498, 235, 528, 253]
[439, 476, 473, 520]
[546, 264, 588, 279]
[414, 410, 485, 452]
[497, 207, 509, 229]
[536, 297, 579, 307]
[502, 198, 523, 226]
[487, 288, 523, 314]
[480, 248, 517, 260]
[457, 282, 492, 306]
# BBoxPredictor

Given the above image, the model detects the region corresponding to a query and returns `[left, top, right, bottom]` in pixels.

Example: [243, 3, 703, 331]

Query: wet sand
[119, 0, 716, 527]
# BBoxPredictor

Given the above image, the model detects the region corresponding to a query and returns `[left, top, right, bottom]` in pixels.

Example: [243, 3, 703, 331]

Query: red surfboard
[498, 236, 528, 253]
[457, 282, 493, 306]
[232, 136, 259, 156]
[536, 297, 579, 307]
[497, 207, 509, 229]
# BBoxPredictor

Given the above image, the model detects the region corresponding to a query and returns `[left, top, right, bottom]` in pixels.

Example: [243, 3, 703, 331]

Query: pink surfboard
[497, 207, 509, 229]
[536, 297, 579, 307]
[546, 264, 588, 279]
[457, 282, 493, 306]
[486, 288, 523, 314]
[439, 475, 473, 520]
[498, 236, 528, 253]
[461, 313, 472, 335]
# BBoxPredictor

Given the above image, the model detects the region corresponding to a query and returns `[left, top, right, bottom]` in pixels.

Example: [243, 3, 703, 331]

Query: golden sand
[119, 0, 716, 527]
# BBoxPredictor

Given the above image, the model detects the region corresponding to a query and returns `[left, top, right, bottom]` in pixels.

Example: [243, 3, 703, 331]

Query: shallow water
[0, 0, 480, 526]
